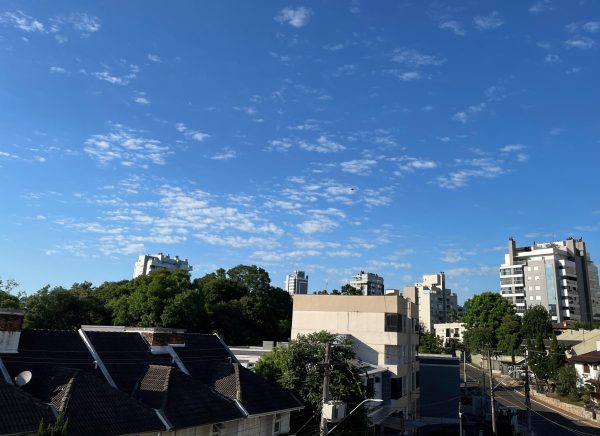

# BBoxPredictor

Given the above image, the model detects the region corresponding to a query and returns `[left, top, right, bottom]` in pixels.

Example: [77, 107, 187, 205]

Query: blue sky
[1, 1, 599, 303]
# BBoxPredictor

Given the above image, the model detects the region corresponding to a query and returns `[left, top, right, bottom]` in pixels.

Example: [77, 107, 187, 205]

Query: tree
[0, 277, 23, 309]
[38, 413, 68, 436]
[226, 264, 271, 294]
[25, 283, 110, 330]
[255, 331, 368, 434]
[496, 314, 522, 363]
[555, 364, 578, 396]
[547, 334, 566, 384]
[522, 305, 552, 343]
[462, 292, 516, 353]
[340, 284, 362, 296]
[107, 269, 204, 328]
[419, 331, 444, 354]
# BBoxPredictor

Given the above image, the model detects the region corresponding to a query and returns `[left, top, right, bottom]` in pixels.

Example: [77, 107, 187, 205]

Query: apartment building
[291, 294, 420, 424]
[403, 272, 459, 332]
[284, 270, 309, 295]
[499, 238, 600, 322]
[350, 271, 384, 295]
[133, 253, 192, 278]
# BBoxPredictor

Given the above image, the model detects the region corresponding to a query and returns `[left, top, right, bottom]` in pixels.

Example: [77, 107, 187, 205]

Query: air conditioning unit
[323, 400, 347, 423]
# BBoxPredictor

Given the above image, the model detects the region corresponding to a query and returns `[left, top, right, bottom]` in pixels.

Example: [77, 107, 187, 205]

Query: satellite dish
[15, 370, 32, 387]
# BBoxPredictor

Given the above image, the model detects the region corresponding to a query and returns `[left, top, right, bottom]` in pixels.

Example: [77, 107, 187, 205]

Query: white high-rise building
[350, 271, 384, 295]
[133, 253, 192, 278]
[499, 238, 600, 323]
[284, 270, 308, 295]
[403, 272, 459, 333]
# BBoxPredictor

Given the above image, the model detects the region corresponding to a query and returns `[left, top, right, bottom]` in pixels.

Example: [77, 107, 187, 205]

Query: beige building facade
[291, 294, 420, 421]
[404, 272, 459, 332]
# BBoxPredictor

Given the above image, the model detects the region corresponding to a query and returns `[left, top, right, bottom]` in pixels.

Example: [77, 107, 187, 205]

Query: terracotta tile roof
[569, 350, 600, 364]
[0, 381, 54, 435]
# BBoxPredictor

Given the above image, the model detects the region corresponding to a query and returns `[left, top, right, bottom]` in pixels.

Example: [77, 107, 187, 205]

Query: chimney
[0, 308, 24, 353]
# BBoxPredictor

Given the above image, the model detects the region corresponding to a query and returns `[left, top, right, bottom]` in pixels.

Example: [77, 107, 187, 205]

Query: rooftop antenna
[15, 370, 32, 387]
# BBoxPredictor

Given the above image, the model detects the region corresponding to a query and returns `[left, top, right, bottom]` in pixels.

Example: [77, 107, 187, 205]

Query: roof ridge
[57, 370, 78, 412]
[233, 363, 242, 401]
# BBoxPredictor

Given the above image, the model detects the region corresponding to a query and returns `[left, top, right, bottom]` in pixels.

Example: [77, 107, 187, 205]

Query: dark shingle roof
[84, 331, 153, 394]
[135, 365, 243, 428]
[185, 361, 303, 416]
[172, 334, 233, 374]
[0, 381, 54, 435]
[0, 330, 97, 377]
[21, 366, 164, 436]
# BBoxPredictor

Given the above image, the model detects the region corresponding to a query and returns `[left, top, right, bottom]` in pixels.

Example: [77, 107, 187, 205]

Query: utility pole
[463, 350, 467, 396]
[524, 350, 532, 434]
[488, 349, 497, 435]
[320, 342, 332, 436]
[459, 400, 463, 436]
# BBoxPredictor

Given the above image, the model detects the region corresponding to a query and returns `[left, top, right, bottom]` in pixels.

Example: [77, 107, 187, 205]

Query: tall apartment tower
[350, 271, 384, 295]
[284, 270, 308, 295]
[133, 253, 192, 278]
[499, 237, 600, 323]
[403, 272, 459, 332]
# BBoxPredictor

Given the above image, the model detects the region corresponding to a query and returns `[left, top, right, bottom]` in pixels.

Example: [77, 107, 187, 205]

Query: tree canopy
[2, 265, 293, 345]
[462, 292, 516, 353]
[254, 331, 368, 434]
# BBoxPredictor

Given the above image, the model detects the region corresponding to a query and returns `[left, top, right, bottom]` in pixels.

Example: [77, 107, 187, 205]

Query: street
[463, 362, 600, 435]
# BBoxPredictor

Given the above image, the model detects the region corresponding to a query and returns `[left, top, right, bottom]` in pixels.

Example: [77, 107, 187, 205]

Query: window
[384, 345, 399, 365]
[534, 266, 539, 271]
[415, 370, 420, 388]
[391, 377, 403, 399]
[385, 313, 402, 332]
[272, 414, 281, 435]
[536, 296, 542, 301]
[584, 364, 590, 374]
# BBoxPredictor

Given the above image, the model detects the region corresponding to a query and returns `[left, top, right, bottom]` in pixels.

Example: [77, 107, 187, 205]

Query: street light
[327, 398, 384, 434]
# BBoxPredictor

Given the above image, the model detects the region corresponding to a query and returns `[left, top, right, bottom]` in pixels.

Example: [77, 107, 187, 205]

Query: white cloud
[564, 36, 596, 50]
[500, 144, 525, 153]
[0, 11, 44, 32]
[49, 66, 69, 75]
[297, 216, 339, 234]
[473, 12, 504, 31]
[84, 124, 170, 168]
[93, 63, 139, 86]
[385, 70, 422, 81]
[323, 43, 344, 51]
[340, 159, 377, 175]
[391, 48, 446, 67]
[134, 96, 151, 105]
[266, 138, 294, 152]
[441, 249, 465, 263]
[51, 12, 101, 34]
[211, 148, 237, 160]
[436, 158, 505, 189]
[452, 102, 486, 124]
[545, 53, 561, 63]
[233, 106, 257, 116]
[395, 157, 438, 176]
[566, 21, 600, 34]
[274, 7, 313, 28]
[529, 1, 552, 14]
[196, 233, 277, 249]
[439, 20, 465, 36]
[444, 266, 497, 277]
[300, 136, 345, 153]
[147, 53, 161, 62]
[175, 123, 211, 142]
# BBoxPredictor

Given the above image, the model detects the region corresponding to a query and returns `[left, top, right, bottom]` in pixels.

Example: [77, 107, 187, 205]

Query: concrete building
[291, 294, 420, 426]
[433, 322, 466, 348]
[284, 270, 308, 295]
[133, 253, 192, 278]
[350, 271, 384, 295]
[403, 272, 459, 332]
[499, 238, 600, 322]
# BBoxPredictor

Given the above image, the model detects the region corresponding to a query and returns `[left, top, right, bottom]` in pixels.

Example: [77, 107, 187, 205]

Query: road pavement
[463, 362, 600, 435]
